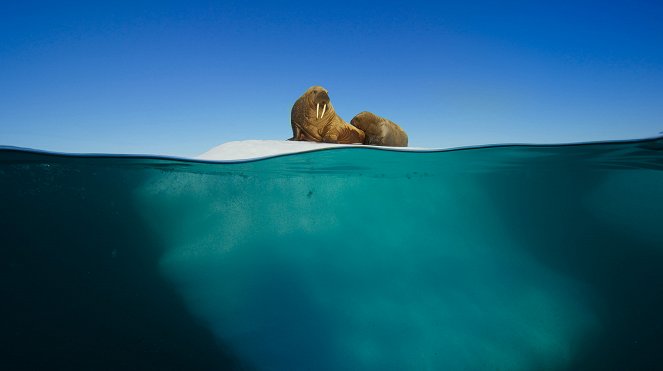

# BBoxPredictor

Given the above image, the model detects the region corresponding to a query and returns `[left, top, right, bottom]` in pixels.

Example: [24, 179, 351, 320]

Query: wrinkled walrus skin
[350, 111, 408, 147]
[291, 86, 365, 144]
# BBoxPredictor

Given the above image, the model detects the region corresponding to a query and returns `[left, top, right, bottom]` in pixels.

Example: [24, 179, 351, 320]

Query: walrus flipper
[291, 122, 302, 141]
[336, 125, 365, 144]
[321, 129, 338, 143]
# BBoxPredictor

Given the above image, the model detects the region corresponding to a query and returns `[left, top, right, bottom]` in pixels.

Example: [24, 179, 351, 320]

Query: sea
[1, 137, 662, 370]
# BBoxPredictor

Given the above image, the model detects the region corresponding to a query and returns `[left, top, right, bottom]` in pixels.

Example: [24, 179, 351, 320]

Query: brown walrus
[350, 111, 408, 147]
[291, 86, 365, 144]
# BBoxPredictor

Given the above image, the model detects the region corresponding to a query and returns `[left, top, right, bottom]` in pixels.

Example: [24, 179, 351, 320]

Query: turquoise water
[1, 138, 662, 370]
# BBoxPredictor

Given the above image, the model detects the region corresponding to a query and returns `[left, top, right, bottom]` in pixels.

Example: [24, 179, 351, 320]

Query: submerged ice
[137, 147, 614, 370]
[3, 138, 661, 370]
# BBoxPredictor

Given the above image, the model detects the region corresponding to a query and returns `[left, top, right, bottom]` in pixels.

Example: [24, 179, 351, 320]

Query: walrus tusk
[316, 103, 319, 119]
[321, 104, 327, 119]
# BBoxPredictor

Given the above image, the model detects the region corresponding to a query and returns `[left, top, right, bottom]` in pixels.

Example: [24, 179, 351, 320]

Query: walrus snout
[313, 91, 331, 119]
[314, 91, 330, 105]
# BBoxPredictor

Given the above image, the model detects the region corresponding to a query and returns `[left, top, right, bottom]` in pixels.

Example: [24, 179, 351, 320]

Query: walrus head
[304, 86, 335, 122]
[350, 111, 380, 132]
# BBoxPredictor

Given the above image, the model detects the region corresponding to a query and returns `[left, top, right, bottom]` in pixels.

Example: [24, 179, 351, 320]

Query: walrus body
[291, 86, 365, 144]
[350, 111, 408, 147]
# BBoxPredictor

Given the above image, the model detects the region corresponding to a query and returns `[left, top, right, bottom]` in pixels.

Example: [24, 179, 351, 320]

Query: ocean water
[1, 138, 662, 370]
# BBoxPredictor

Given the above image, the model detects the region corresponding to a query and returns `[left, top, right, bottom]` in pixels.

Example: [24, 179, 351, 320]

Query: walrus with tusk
[290, 86, 366, 144]
[350, 111, 408, 147]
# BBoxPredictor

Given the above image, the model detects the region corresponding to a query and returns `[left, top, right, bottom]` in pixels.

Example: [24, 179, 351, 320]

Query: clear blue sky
[1, 1, 662, 156]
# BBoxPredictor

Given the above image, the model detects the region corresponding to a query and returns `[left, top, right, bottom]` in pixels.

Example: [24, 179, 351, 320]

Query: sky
[1, 0, 662, 156]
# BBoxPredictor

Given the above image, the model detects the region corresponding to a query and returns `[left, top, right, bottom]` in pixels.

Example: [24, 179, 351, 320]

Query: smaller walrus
[350, 111, 408, 147]
[291, 86, 365, 144]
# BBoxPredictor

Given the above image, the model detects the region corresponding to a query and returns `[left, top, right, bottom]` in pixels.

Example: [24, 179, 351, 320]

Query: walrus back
[290, 96, 305, 140]
[290, 96, 321, 141]
[383, 119, 408, 147]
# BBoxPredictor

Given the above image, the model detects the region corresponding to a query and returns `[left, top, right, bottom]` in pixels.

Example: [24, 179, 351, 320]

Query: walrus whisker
[316, 103, 319, 119]
[321, 104, 327, 119]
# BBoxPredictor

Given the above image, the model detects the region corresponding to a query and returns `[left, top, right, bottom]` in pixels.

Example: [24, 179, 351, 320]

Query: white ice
[196, 140, 434, 161]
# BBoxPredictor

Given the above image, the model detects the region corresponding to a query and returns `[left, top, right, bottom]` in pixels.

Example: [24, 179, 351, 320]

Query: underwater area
[1, 138, 662, 370]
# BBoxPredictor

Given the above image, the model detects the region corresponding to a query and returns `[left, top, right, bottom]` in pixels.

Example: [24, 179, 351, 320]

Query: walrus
[291, 86, 365, 144]
[350, 111, 408, 147]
